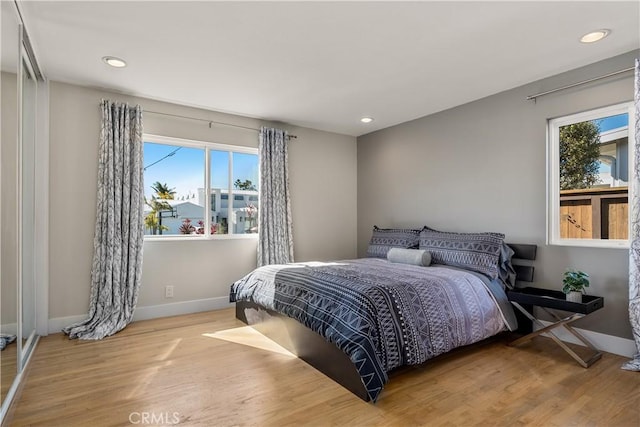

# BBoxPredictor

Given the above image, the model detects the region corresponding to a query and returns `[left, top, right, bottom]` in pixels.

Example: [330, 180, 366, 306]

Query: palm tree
[151, 181, 176, 199]
[144, 210, 165, 235]
[144, 182, 176, 235]
[234, 179, 257, 191]
[144, 196, 171, 235]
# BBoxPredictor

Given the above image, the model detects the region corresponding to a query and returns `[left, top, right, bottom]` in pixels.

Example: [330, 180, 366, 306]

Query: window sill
[547, 238, 629, 249]
[144, 234, 258, 242]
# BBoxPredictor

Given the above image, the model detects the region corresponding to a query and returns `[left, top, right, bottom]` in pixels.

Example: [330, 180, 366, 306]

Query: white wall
[48, 81, 357, 322]
[357, 50, 638, 340]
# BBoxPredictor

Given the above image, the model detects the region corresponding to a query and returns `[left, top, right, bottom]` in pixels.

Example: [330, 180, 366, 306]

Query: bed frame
[235, 243, 537, 402]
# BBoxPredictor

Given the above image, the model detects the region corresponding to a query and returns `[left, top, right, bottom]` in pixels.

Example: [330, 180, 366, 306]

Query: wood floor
[4, 309, 639, 426]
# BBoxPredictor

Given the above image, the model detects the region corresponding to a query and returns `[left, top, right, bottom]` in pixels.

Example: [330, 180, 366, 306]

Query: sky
[143, 142, 258, 200]
[597, 113, 627, 133]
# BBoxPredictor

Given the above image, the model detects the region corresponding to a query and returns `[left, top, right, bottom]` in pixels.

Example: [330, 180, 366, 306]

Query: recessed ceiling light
[580, 29, 610, 43]
[102, 56, 127, 68]
[360, 117, 374, 123]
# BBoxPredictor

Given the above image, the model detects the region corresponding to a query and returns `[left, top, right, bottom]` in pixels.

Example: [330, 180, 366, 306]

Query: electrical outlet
[165, 285, 174, 298]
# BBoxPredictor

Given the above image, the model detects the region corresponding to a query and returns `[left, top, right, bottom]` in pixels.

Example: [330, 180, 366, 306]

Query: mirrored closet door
[1, 0, 21, 410]
[18, 25, 38, 371]
[1, 1, 46, 421]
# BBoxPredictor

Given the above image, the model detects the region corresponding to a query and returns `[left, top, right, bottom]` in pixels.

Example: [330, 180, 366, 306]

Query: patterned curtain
[63, 100, 145, 340]
[623, 58, 640, 371]
[257, 127, 294, 266]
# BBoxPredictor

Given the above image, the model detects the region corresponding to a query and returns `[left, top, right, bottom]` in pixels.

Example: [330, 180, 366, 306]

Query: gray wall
[49, 81, 357, 319]
[357, 50, 638, 339]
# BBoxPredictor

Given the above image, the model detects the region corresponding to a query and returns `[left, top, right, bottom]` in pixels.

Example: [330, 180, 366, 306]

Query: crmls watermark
[129, 412, 180, 425]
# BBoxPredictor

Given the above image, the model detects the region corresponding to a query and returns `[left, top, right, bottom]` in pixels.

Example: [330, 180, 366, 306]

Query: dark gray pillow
[419, 228, 504, 279]
[366, 226, 421, 258]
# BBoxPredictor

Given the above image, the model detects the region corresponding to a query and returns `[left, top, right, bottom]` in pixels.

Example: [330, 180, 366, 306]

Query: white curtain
[257, 127, 294, 266]
[623, 58, 640, 371]
[63, 100, 145, 340]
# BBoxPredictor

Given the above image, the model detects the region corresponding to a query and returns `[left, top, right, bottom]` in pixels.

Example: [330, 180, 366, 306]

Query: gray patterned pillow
[366, 226, 421, 258]
[418, 228, 504, 279]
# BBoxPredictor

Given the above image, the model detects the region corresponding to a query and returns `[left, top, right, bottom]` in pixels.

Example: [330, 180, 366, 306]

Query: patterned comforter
[230, 258, 514, 402]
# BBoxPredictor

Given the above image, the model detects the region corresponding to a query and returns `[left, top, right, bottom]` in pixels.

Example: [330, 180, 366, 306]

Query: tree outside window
[559, 121, 601, 190]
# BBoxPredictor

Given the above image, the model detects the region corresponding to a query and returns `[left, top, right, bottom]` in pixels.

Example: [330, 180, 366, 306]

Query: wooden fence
[560, 186, 628, 240]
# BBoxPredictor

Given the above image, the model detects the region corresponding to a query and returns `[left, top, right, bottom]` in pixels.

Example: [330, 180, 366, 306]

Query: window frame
[143, 133, 259, 241]
[547, 102, 634, 248]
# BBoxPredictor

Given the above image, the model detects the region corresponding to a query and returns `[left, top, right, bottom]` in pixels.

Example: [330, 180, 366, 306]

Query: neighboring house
[197, 188, 259, 234]
[597, 125, 628, 188]
[143, 200, 203, 235]
[144, 189, 259, 235]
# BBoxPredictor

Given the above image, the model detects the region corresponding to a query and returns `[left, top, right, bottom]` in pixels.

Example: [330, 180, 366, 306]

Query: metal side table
[507, 287, 604, 368]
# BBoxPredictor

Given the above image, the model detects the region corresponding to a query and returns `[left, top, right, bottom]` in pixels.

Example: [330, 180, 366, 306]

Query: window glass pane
[595, 113, 628, 189]
[232, 153, 259, 234]
[210, 150, 230, 234]
[143, 142, 204, 236]
[558, 112, 628, 241]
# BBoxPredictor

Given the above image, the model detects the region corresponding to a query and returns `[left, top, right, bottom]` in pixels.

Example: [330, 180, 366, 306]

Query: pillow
[418, 228, 504, 279]
[387, 248, 431, 266]
[366, 226, 421, 258]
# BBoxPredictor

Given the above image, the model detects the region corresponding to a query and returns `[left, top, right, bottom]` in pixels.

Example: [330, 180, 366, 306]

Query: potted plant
[562, 270, 589, 303]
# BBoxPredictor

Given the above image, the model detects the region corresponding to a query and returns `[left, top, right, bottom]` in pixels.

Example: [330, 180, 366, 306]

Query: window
[211, 148, 259, 235]
[143, 135, 259, 238]
[548, 102, 634, 247]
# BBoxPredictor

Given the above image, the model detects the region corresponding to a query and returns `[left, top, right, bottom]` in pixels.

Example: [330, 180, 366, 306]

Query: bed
[230, 226, 536, 402]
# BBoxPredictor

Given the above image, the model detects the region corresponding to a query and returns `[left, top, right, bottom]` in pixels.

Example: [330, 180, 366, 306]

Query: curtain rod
[145, 110, 298, 139]
[526, 67, 634, 101]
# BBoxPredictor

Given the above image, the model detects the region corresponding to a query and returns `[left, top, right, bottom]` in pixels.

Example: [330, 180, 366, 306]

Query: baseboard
[132, 297, 232, 321]
[48, 297, 233, 334]
[0, 323, 17, 335]
[535, 320, 637, 358]
[48, 314, 91, 335]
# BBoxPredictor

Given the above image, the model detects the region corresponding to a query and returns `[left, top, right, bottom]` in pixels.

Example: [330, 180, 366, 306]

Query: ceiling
[17, 1, 640, 137]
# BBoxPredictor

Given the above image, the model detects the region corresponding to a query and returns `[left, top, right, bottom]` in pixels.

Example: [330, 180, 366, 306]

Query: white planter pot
[566, 291, 582, 303]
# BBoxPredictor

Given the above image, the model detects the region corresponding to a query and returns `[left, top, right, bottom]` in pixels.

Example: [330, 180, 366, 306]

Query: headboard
[506, 243, 537, 283]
